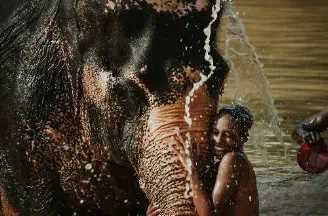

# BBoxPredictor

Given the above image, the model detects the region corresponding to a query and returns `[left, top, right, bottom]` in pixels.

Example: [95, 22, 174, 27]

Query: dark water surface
[220, 1, 328, 215]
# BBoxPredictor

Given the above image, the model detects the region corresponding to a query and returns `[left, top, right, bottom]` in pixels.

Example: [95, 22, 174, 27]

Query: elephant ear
[0, 1, 49, 132]
[1, 0, 88, 124]
[0, 0, 62, 64]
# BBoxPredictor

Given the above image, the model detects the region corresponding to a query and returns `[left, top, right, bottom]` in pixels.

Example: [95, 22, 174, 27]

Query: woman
[147, 105, 259, 216]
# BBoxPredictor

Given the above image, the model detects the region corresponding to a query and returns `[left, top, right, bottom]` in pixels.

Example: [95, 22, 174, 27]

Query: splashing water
[184, 0, 222, 127]
[183, 0, 222, 199]
[183, 132, 193, 198]
[219, 2, 284, 161]
[183, 0, 285, 198]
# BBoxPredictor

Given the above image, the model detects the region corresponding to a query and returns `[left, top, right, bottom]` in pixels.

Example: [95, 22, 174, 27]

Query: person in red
[147, 105, 259, 216]
[292, 110, 328, 174]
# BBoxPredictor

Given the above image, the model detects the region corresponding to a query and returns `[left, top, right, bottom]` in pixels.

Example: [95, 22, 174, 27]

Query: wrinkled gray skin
[0, 0, 229, 215]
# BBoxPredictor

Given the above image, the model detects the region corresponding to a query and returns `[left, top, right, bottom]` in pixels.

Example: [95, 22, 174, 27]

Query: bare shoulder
[220, 152, 249, 167]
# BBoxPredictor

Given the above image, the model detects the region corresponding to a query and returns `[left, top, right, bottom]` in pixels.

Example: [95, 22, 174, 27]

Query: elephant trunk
[138, 86, 215, 216]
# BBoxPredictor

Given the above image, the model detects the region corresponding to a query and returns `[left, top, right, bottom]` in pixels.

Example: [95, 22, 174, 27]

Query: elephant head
[0, 0, 229, 215]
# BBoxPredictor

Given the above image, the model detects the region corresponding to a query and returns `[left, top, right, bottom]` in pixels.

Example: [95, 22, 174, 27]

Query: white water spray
[183, 0, 223, 199]
[220, 2, 284, 159]
[184, 0, 222, 127]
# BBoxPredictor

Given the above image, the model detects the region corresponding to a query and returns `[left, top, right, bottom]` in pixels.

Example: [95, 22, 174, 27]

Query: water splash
[183, 0, 285, 199]
[184, 0, 222, 127]
[183, 0, 222, 199]
[219, 2, 284, 160]
[183, 132, 193, 198]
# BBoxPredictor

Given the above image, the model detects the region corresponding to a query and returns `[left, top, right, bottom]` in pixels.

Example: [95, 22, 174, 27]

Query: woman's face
[210, 114, 242, 155]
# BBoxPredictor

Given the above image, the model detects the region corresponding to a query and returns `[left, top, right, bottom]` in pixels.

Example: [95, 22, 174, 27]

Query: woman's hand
[146, 203, 161, 216]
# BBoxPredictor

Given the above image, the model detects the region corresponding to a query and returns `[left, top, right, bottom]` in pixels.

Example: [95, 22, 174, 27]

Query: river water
[218, 1, 328, 215]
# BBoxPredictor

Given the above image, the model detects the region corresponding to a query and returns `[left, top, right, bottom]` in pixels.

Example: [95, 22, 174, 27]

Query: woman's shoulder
[222, 151, 248, 163]
[219, 151, 249, 171]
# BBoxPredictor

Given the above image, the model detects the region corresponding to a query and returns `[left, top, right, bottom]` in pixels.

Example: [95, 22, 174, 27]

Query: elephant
[0, 0, 229, 215]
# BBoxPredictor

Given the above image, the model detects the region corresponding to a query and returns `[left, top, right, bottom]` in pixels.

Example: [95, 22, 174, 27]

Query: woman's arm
[189, 168, 213, 216]
[172, 134, 213, 216]
[212, 152, 244, 216]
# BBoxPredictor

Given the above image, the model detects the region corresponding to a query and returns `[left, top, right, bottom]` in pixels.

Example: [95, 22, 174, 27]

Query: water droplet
[85, 163, 92, 170]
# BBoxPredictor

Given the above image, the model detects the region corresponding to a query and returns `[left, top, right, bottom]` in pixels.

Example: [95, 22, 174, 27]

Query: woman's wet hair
[217, 104, 254, 139]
